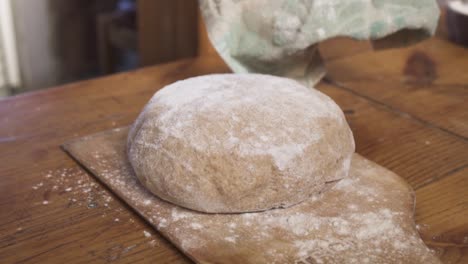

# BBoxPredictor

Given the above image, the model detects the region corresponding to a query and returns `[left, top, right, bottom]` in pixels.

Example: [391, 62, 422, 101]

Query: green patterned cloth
[199, 0, 440, 86]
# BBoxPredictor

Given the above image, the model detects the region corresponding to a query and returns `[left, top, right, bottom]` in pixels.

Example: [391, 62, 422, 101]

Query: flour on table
[143, 230, 151, 238]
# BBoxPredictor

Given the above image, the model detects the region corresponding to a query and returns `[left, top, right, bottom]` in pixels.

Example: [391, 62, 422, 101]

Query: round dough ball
[127, 74, 355, 213]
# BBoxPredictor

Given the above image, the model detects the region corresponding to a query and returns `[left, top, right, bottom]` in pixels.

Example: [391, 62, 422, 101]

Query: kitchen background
[0, 0, 460, 98]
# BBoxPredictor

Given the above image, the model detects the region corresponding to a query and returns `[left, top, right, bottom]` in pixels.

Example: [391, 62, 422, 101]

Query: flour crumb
[32, 182, 44, 190]
[190, 223, 204, 230]
[143, 230, 152, 238]
[158, 218, 168, 229]
[225, 236, 237, 243]
[171, 208, 190, 221]
[122, 244, 137, 254]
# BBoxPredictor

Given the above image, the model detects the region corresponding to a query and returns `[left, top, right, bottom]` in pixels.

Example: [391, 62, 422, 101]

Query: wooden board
[62, 127, 440, 264]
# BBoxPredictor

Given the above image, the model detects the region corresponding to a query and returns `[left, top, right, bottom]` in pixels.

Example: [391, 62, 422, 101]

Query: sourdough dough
[127, 74, 354, 213]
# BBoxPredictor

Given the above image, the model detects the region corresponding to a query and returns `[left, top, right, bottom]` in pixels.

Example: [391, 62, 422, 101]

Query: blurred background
[0, 0, 198, 97]
[0, 0, 462, 98]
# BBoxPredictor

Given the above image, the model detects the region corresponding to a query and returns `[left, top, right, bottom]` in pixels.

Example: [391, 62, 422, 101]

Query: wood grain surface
[0, 37, 467, 263]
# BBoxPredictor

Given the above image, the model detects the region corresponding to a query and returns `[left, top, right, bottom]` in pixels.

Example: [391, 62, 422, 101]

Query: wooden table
[1, 37, 467, 263]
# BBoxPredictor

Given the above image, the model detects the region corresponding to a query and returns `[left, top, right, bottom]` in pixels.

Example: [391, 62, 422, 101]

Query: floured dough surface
[127, 74, 354, 213]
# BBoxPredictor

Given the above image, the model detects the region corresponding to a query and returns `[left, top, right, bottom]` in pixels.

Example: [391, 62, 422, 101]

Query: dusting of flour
[136, 74, 343, 171]
[76, 130, 438, 264]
